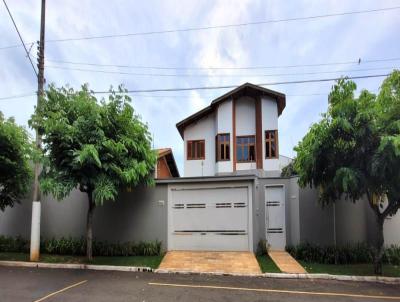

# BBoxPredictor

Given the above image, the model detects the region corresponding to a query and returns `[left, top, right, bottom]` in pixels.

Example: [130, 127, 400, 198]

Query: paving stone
[268, 250, 307, 274]
[158, 251, 261, 275]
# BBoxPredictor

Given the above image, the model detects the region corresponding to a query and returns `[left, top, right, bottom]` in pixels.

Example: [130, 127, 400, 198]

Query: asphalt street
[0, 266, 399, 302]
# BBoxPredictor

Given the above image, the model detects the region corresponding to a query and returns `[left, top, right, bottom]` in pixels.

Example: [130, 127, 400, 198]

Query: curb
[0, 261, 398, 284]
[155, 268, 260, 277]
[155, 269, 400, 284]
[262, 272, 400, 284]
[0, 260, 153, 273]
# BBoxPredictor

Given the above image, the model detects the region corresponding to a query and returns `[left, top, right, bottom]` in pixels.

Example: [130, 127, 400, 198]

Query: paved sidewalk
[158, 251, 261, 275]
[268, 250, 307, 274]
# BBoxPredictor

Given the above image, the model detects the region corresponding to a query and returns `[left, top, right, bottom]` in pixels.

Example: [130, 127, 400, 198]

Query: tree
[30, 85, 157, 260]
[281, 162, 297, 177]
[0, 112, 32, 211]
[294, 70, 400, 275]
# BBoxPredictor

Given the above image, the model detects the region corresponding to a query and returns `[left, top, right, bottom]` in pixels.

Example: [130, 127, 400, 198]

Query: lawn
[0, 252, 164, 269]
[300, 261, 400, 277]
[256, 255, 281, 273]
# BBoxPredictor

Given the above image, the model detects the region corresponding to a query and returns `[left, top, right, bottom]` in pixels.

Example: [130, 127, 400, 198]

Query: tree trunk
[373, 216, 384, 275]
[86, 191, 95, 261]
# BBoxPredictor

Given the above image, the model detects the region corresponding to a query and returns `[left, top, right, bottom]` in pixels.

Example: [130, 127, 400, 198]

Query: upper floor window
[236, 136, 255, 162]
[265, 130, 278, 158]
[187, 140, 205, 160]
[216, 134, 230, 161]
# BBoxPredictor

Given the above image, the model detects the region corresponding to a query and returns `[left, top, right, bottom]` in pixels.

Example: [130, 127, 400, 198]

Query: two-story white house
[176, 83, 286, 177]
[2, 83, 398, 256]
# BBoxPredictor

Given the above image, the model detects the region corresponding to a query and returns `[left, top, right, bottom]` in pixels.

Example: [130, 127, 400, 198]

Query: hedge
[0, 235, 162, 257]
[286, 242, 400, 265]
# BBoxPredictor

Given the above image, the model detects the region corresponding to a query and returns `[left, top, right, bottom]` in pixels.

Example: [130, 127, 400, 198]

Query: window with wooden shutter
[265, 130, 278, 159]
[236, 135, 256, 162]
[187, 140, 205, 160]
[216, 133, 230, 161]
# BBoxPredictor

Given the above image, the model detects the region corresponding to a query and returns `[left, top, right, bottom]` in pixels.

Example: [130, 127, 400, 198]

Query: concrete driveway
[158, 251, 261, 275]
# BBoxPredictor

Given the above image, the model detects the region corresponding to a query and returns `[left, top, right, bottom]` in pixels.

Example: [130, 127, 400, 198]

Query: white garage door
[168, 185, 250, 251]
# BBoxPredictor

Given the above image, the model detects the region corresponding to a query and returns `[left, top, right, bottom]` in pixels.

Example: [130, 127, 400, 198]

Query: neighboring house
[176, 83, 286, 177]
[278, 155, 293, 171]
[0, 83, 398, 253]
[155, 148, 180, 179]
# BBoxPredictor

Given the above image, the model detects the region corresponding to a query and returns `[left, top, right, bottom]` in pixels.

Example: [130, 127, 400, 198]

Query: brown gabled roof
[176, 83, 286, 138]
[155, 148, 180, 177]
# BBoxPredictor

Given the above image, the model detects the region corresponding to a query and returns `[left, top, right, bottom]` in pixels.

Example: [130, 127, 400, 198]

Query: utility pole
[30, 0, 46, 262]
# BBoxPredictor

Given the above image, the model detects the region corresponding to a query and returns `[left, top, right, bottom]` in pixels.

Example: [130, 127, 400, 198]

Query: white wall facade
[216, 100, 233, 174]
[182, 95, 282, 176]
[262, 96, 280, 171]
[279, 155, 293, 170]
[183, 114, 216, 177]
[236, 97, 257, 171]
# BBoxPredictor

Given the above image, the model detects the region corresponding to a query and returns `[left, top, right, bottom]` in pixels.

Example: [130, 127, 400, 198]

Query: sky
[0, 0, 399, 174]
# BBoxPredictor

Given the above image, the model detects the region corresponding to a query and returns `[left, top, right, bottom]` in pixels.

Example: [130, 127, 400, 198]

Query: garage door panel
[172, 234, 248, 251]
[169, 186, 250, 251]
[172, 207, 248, 231]
[171, 187, 248, 204]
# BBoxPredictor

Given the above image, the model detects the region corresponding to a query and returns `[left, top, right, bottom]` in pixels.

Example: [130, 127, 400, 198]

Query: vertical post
[30, 0, 46, 262]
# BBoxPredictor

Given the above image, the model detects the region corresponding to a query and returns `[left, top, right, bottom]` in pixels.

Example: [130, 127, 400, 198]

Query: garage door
[168, 185, 250, 251]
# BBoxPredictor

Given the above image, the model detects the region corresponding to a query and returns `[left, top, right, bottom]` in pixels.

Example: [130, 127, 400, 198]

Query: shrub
[256, 239, 268, 256]
[285, 242, 400, 265]
[383, 245, 400, 265]
[0, 235, 29, 253]
[0, 235, 163, 257]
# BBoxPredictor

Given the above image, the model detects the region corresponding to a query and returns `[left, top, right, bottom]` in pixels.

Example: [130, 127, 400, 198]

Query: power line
[44, 57, 400, 71]
[1, 6, 400, 50]
[0, 93, 36, 100]
[43, 6, 400, 43]
[0, 89, 381, 102]
[2, 0, 38, 77]
[45, 65, 398, 78]
[92, 73, 390, 94]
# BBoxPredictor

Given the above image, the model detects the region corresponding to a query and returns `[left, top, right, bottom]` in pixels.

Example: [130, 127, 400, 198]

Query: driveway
[1, 266, 399, 302]
[158, 251, 261, 274]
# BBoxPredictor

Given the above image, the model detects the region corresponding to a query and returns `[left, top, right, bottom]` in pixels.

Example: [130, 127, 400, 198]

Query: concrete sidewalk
[268, 250, 307, 274]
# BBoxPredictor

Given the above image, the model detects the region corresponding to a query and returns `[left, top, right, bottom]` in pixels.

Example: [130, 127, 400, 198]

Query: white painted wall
[183, 113, 216, 177]
[236, 96, 256, 136]
[279, 155, 293, 171]
[235, 97, 256, 171]
[182, 95, 282, 176]
[262, 96, 280, 171]
[216, 100, 233, 174]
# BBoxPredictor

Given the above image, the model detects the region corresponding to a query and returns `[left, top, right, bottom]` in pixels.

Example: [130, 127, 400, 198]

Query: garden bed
[0, 252, 163, 269]
[256, 255, 281, 273]
[301, 261, 400, 277]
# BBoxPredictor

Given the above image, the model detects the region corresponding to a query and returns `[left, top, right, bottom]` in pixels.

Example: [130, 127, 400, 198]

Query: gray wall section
[0, 195, 32, 238]
[1, 176, 398, 252]
[335, 197, 368, 245]
[0, 185, 169, 248]
[288, 177, 300, 246]
[254, 177, 298, 248]
[298, 185, 335, 245]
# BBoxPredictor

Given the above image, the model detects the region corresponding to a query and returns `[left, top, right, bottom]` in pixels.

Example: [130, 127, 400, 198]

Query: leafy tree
[30, 85, 157, 260]
[281, 162, 297, 177]
[0, 112, 32, 211]
[294, 70, 400, 275]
